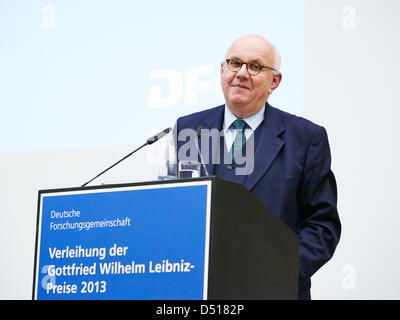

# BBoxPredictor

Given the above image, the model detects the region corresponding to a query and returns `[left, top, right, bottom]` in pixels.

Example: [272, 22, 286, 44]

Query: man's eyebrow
[227, 56, 263, 64]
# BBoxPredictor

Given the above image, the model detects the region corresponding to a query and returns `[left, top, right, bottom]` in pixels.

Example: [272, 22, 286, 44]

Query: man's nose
[235, 63, 250, 78]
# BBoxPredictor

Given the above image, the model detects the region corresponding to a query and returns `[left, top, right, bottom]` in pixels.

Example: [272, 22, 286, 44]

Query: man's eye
[249, 62, 262, 71]
[231, 60, 242, 67]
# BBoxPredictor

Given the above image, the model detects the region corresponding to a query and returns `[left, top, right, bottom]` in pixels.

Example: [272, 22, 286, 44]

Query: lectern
[33, 177, 298, 300]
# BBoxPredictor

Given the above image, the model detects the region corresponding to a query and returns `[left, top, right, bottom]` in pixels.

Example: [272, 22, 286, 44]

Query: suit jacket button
[227, 165, 233, 170]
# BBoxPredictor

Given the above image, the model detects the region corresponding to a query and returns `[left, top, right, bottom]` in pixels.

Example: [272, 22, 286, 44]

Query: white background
[1, 0, 399, 299]
[303, 0, 400, 299]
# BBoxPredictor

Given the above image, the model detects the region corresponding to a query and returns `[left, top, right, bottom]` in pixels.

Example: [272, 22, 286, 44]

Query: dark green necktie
[231, 119, 247, 160]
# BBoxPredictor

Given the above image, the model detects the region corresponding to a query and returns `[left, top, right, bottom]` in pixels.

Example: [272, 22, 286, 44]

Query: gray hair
[271, 45, 281, 74]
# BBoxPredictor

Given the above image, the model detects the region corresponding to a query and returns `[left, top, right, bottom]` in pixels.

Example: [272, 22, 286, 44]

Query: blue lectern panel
[34, 181, 211, 300]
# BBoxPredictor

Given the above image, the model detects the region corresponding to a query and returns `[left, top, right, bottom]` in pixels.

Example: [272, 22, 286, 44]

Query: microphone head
[163, 127, 172, 135]
[147, 127, 172, 145]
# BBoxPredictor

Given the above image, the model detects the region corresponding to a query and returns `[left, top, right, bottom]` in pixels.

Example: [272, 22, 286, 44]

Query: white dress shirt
[223, 105, 265, 152]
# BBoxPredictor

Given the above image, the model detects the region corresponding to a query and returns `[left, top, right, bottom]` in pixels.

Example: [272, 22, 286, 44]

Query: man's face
[220, 36, 281, 118]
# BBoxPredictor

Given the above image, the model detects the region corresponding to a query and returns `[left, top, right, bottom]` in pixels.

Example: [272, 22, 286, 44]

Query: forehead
[226, 36, 273, 64]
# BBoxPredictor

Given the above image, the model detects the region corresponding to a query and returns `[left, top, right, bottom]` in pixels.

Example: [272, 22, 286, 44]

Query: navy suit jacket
[175, 103, 341, 299]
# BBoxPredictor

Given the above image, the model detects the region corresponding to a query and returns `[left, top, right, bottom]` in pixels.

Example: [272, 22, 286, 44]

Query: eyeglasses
[225, 58, 277, 75]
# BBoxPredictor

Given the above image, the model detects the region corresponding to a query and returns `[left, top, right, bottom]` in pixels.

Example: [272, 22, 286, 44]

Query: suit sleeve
[298, 126, 341, 285]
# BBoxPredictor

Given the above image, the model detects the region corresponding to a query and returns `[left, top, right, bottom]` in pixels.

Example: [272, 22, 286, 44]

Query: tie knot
[232, 119, 247, 130]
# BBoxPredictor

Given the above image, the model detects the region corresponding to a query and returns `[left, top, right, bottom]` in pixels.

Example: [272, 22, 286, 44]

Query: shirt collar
[224, 104, 265, 131]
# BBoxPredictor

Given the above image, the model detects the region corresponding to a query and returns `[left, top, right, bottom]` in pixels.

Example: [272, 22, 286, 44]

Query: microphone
[147, 127, 171, 145]
[196, 126, 210, 177]
[81, 127, 172, 187]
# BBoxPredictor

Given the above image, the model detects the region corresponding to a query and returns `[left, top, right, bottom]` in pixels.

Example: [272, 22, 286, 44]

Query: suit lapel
[244, 104, 285, 191]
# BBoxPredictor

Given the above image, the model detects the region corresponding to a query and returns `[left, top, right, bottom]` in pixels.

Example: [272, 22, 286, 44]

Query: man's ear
[268, 72, 282, 94]
[220, 61, 225, 75]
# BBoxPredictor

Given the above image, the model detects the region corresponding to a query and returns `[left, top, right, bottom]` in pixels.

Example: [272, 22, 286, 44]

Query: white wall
[303, 0, 400, 299]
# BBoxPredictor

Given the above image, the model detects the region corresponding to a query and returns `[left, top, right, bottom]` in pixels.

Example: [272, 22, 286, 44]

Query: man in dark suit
[174, 34, 341, 299]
